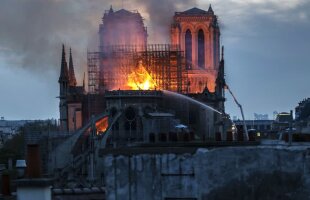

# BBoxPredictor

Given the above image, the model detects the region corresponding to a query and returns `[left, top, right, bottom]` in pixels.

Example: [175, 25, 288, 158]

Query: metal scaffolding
[87, 44, 188, 94]
[87, 51, 100, 94]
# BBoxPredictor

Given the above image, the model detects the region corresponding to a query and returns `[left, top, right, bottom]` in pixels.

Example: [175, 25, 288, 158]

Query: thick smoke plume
[0, 0, 196, 81]
[135, 0, 197, 43]
[2, 0, 304, 79]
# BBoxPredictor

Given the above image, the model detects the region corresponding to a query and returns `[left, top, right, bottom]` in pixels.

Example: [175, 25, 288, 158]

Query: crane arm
[227, 86, 242, 108]
[226, 85, 249, 141]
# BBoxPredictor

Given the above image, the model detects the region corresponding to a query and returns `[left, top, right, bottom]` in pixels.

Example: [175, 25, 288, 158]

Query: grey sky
[0, 0, 309, 120]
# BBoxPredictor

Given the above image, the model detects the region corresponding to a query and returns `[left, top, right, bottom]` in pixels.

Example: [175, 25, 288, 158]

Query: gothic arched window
[198, 29, 205, 68]
[185, 29, 192, 69]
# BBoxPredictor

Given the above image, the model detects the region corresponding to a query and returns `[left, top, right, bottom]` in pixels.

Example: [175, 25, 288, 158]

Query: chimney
[1, 172, 11, 196]
[26, 144, 41, 178]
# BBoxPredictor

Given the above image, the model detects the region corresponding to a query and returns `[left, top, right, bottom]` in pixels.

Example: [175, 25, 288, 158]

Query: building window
[185, 29, 192, 69]
[198, 29, 205, 68]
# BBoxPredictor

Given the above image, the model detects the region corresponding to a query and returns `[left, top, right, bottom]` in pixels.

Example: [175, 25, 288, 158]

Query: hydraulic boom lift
[226, 85, 249, 141]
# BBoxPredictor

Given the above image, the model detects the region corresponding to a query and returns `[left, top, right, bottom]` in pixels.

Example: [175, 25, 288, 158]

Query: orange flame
[95, 117, 108, 135]
[127, 60, 156, 90]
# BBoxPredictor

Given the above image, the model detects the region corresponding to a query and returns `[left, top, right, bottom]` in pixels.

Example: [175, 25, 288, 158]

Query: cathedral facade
[59, 5, 225, 133]
[52, 6, 229, 189]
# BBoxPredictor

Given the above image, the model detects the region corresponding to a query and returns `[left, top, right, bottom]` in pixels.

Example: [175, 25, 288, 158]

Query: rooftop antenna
[121, 0, 124, 9]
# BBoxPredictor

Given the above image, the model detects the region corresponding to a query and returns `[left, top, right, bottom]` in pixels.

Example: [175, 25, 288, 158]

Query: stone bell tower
[171, 5, 220, 93]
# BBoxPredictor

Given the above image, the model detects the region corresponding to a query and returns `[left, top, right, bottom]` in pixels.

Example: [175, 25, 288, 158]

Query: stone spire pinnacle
[208, 4, 214, 14]
[68, 48, 77, 87]
[59, 44, 69, 83]
[216, 45, 226, 88]
[221, 46, 224, 61]
[109, 5, 114, 13]
[83, 72, 86, 91]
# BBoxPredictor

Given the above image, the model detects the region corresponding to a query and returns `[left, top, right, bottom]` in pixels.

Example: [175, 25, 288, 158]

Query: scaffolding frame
[87, 44, 188, 94]
[87, 51, 100, 94]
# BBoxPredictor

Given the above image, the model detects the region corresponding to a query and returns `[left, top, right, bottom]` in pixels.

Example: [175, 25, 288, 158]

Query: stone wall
[103, 146, 310, 200]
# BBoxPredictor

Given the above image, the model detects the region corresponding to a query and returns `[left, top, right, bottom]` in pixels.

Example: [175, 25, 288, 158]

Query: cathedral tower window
[198, 29, 205, 68]
[185, 29, 192, 69]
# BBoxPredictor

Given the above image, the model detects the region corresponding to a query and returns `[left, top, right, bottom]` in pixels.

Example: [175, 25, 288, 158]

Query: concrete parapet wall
[103, 146, 310, 200]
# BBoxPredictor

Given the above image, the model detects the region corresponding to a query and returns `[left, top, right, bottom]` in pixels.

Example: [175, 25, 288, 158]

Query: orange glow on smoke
[96, 117, 108, 135]
[127, 61, 157, 90]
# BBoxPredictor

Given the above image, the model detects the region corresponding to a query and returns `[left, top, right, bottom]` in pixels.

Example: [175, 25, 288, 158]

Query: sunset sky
[0, 0, 309, 120]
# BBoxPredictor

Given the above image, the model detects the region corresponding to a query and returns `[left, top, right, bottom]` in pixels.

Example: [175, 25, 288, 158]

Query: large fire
[127, 60, 157, 90]
[95, 116, 108, 135]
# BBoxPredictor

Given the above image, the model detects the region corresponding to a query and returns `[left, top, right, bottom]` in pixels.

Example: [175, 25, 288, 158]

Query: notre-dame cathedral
[58, 5, 225, 133]
[51, 6, 227, 186]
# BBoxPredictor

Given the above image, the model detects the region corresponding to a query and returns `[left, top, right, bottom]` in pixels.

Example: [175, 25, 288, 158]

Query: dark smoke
[0, 0, 199, 79]
[135, 0, 197, 43]
[0, 0, 105, 79]
[1, 0, 307, 77]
